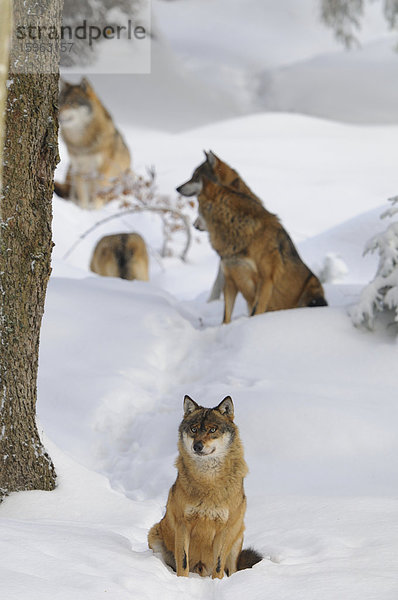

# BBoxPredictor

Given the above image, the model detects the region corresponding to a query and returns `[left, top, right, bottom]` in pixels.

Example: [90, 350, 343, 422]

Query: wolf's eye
[209, 426, 217, 433]
[190, 426, 197, 433]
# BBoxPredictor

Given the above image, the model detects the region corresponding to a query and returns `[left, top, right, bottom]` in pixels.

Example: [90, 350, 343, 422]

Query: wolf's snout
[193, 217, 206, 231]
[193, 441, 204, 453]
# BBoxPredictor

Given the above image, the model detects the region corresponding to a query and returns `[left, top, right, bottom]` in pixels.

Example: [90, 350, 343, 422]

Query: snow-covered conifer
[350, 196, 398, 329]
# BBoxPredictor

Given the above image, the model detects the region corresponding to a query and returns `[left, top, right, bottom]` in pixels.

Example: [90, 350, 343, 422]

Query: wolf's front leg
[73, 175, 91, 209]
[251, 277, 273, 316]
[224, 535, 243, 577]
[212, 517, 244, 579]
[222, 275, 238, 324]
[211, 530, 229, 579]
[175, 524, 190, 577]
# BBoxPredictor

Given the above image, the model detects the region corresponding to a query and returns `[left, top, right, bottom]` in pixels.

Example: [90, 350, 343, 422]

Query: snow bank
[259, 37, 398, 124]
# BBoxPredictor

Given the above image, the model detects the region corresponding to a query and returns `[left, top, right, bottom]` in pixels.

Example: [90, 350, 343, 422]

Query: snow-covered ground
[2, 112, 398, 600]
[2, 1, 398, 598]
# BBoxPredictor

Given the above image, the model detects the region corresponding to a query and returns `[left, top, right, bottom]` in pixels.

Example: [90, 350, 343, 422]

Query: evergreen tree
[350, 197, 398, 330]
[321, 0, 398, 46]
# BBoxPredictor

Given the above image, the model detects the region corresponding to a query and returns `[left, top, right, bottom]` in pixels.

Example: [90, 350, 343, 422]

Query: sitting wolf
[148, 395, 262, 578]
[177, 152, 327, 320]
[54, 78, 131, 210]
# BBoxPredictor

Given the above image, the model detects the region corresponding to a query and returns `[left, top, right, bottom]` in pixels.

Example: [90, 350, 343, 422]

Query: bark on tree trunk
[0, 0, 62, 498]
[0, 0, 12, 190]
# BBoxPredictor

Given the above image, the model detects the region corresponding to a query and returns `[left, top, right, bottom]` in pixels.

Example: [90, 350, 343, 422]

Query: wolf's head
[176, 151, 218, 197]
[176, 150, 245, 197]
[177, 151, 249, 231]
[179, 395, 237, 463]
[58, 77, 97, 131]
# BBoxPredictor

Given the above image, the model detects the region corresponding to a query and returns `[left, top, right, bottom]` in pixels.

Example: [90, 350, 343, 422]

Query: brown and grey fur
[177, 151, 262, 300]
[148, 396, 261, 578]
[54, 78, 131, 209]
[177, 150, 262, 231]
[90, 233, 149, 281]
[197, 177, 327, 324]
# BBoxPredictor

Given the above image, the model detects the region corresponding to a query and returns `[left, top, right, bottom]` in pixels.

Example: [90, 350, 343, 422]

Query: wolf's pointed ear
[216, 396, 234, 419]
[59, 77, 70, 92]
[184, 395, 199, 416]
[80, 77, 91, 91]
[203, 150, 209, 160]
[208, 151, 217, 167]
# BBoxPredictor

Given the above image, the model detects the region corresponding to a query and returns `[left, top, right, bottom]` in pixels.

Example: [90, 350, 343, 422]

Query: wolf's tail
[54, 180, 71, 199]
[237, 547, 262, 571]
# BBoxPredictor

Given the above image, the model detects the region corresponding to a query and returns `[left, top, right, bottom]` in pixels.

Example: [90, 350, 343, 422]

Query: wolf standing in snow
[148, 395, 261, 578]
[54, 78, 131, 209]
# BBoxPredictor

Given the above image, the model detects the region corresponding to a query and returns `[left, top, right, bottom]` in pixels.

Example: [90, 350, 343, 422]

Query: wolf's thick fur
[177, 151, 263, 300]
[197, 177, 327, 323]
[90, 233, 149, 281]
[148, 396, 261, 578]
[54, 78, 131, 209]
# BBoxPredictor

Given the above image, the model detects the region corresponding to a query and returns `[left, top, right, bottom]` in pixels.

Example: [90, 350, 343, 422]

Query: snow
[2, 1, 398, 598]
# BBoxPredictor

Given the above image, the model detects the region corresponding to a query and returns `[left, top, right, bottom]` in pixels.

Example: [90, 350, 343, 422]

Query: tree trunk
[0, 0, 12, 190]
[0, 0, 62, 498]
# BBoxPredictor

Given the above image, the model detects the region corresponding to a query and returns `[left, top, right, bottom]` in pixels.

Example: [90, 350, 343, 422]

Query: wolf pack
[55, 77, 328, 578]
[56, 77, 327, 324]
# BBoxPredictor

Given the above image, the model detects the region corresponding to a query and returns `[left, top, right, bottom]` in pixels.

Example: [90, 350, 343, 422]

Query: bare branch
[63, 204, 192, 262]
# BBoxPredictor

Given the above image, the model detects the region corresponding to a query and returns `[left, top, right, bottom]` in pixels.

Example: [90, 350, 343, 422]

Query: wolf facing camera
[148, 395, 262, 578]
[54, 78, 131, 210]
